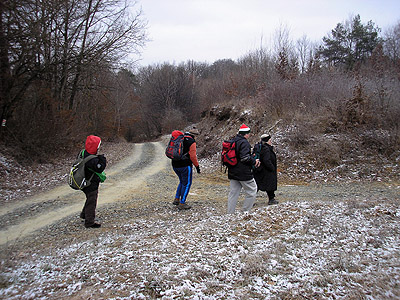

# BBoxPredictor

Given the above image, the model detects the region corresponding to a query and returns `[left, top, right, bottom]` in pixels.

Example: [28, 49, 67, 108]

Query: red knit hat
[238, 124, 250, 133]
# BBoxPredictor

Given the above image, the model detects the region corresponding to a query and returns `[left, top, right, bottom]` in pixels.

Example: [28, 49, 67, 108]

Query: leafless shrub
[359, 129, 400, 157]
[283, 125, 312, 150]
[313, 138, 342, 168]
[4, 93, 75, 163]
[161, 108, 187, 133]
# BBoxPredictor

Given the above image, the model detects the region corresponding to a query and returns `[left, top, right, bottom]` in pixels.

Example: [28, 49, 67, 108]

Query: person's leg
[241, 179, 257, 212]
[227, 180, 241, 213]
[80, 201, 87, 219]
[267, 190, 279, 204]
[267, 191, 275, 200]
[83, 189, 99, 227]
[179, 166, 192, 204]
[173, 167, 183, 203]
[174, 166, 192, 210]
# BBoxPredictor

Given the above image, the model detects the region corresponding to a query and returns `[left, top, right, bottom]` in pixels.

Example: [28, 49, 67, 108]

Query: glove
[196, 166, 201, 174]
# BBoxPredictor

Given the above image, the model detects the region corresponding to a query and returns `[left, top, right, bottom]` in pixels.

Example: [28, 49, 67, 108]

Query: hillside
[194, 103, 400, 183]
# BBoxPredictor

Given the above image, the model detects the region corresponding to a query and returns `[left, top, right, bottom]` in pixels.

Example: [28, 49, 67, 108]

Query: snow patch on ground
[1, 199, 400, 299]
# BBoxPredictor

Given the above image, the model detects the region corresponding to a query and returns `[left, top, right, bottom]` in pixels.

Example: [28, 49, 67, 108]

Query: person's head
[261, 133, 272, 145]
[85, 135, 102, 154]
[185, 126, 200, 137]
[189, 126, 199, 136]
[238, 124, 251, 139]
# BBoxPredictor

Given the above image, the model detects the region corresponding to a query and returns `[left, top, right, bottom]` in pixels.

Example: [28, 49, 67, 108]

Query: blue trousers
[173, 166, 192, 204]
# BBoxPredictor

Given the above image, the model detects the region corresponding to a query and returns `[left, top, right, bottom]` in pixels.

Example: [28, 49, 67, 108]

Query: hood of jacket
[85, 135, 101, 155]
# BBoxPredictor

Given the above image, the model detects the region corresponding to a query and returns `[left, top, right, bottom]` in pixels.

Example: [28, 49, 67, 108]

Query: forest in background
[0, 0, 399, 166]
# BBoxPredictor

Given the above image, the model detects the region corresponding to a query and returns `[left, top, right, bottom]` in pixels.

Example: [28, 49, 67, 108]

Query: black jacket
[227, 134, 256, 181]
[81, 150, 107, 193]
[253, 142, 277, 191]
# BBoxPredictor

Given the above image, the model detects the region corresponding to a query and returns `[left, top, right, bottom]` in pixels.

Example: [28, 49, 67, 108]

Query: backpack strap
[80, 150, 97, 161]
[80, 150, 97, 181]
[256, 142, 262, 155]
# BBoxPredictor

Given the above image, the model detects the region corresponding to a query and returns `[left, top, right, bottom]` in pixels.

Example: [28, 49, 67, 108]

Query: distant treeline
[0, 1, 399, 159]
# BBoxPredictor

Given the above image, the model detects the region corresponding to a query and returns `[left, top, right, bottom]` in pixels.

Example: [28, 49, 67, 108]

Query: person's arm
[188, 143, 199, 167]
[239, 141, 259, 166]
[86, 155, 107, 172]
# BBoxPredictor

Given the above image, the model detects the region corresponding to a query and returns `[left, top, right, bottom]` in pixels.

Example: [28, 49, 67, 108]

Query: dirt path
[0, 141, 169, 246]
[1, 140, 400, 299]
[1, 139, 399, 254]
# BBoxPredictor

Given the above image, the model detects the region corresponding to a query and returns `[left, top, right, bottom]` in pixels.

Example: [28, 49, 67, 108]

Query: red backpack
[165, 130, 189, 161]
[221, 140, 237, 166]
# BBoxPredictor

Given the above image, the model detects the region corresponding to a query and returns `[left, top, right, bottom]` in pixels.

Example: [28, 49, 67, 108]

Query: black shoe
[173, 198, 180, 205]
[80, 213, 85, 219]
[85, 223, 101, 228]
[268, 199, 279, 205]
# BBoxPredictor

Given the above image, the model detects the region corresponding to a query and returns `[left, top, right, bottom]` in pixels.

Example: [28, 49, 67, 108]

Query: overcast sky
[135, 0, 400, 66]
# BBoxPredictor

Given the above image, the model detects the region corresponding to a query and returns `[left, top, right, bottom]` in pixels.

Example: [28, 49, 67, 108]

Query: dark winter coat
[82, 151, 107, 193]
[253, 142, 277, 191]
[81, 135, 107, 193]
[227, 134, 256, 181]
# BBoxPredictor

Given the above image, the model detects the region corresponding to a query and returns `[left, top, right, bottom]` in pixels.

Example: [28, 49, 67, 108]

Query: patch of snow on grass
[1, 199, 400, 299]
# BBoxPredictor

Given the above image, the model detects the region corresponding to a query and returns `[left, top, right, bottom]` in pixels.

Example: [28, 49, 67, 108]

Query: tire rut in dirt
[0, 142, 169, 252]
[0, 144, 153, 230]
[106, 143, 155, 181]
[0, 143, 168, 246]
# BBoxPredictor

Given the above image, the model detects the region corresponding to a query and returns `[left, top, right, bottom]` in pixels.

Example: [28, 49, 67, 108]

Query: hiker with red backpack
[225, 124, 260, 213]
[78, 135, 107, 228]
[166, 127, 200, 210]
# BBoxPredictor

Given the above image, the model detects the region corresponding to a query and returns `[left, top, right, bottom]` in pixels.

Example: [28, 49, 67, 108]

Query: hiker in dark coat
[79, 135, 107, 228]
[253, 134, 278, 205]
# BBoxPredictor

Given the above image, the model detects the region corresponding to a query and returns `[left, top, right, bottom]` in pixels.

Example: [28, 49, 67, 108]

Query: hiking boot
[178, 203, 191, 210]
[85, 223, 101, 228]
[173, 198, 180, 205]
[79, 212, 85, 219]
[268, 199, 279, 205]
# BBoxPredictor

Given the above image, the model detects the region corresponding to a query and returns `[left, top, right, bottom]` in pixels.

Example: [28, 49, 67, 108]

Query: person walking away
[253, 134, 278, 205]
[172, 127, 201, 210]
[227, 124, 260, 213]
[79, 135, 107, 228]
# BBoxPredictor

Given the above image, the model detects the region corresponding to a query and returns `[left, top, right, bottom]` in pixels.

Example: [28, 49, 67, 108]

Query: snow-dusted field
[1, 140, 400, 299]
[1, 194, 400, 299]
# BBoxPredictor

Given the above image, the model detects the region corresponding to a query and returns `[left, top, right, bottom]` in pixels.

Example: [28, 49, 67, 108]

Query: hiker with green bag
[78, 135, 107, 228]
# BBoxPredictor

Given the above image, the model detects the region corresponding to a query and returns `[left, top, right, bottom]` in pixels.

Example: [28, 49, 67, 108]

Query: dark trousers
[267, 191, 275, 201]
[82, 189, 98, 226]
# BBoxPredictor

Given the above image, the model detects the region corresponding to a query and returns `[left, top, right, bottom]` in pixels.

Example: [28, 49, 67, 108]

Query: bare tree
[272, 23, 298, 79]
[296, 35, 311, 73]
[64, 0, 147, 109]
[383, 20, 400, 61]
[0, 0, 147, 134]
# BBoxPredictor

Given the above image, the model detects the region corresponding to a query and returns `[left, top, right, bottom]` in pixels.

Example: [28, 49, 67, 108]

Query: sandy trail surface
[0, 142, 169, 246]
